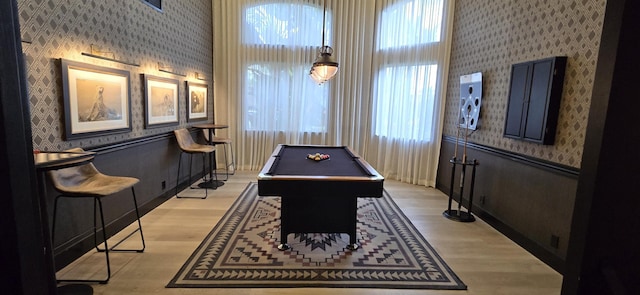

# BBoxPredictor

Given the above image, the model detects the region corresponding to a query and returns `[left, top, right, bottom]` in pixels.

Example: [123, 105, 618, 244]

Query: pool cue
[462, 110, 470, 163]
[448, 97, 463, 215]
[453, 97, 463, 159]
[458, 111, 471, 215]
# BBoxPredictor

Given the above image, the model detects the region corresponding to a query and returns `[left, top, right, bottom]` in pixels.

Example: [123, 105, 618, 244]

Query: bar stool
[48, 148, 145, 284]
[202, 130, 235, 181]
[174, 128, 216, 198]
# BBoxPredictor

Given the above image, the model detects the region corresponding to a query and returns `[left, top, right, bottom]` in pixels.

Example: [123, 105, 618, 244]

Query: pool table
[257, 144, 384, 250]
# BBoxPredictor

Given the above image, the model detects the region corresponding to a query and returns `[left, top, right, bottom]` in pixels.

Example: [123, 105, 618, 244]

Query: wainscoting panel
[436, 136, 579, 273]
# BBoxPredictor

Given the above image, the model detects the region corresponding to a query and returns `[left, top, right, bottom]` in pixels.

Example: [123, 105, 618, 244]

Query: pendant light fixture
[309, 0, 338, 84]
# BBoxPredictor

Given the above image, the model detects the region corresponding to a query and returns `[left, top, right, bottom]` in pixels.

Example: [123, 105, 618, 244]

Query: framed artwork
[186, 81, 208, 122]
[143, 74, 179, 128]
[61, 59, 131, 140]
[141, 0, 162, 12]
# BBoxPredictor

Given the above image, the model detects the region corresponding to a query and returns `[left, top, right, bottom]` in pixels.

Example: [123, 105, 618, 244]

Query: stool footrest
[96, 227, 145, 252]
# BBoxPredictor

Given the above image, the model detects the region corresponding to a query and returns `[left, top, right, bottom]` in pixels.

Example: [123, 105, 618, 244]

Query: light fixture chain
[321, 0, 327, 48]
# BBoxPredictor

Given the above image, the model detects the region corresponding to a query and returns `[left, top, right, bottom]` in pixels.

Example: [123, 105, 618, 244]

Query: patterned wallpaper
[18, 0, 213, 150]
[444, 0, 606, 168]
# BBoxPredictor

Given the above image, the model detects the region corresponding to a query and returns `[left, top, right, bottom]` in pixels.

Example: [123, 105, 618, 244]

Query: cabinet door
[503, 56, 566, 145]
[523, 59, 554, 141]
[504, 63, 531, 138]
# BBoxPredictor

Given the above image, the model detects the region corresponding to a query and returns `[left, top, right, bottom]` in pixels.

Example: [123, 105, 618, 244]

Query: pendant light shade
[309, 0, 338, 84]
[310, 46, 338, 84]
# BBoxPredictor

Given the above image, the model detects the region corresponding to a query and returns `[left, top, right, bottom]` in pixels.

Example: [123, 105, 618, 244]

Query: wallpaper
[444, 0, 606, 168]
[18, 0, 213, 150]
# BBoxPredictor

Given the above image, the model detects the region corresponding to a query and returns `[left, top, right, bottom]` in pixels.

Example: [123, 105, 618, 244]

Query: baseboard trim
[436, 182, 566, 274]
[474, 202, 566, 274]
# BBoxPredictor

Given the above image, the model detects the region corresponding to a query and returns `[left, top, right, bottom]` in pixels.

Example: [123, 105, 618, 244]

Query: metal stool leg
[53, 195, 112, 284]
[228, 141, 235, 175]
[95, 197, 111, 284]
[175, 151, 182, 197]
[217, 140, 235, 180]
[175, 151, 197, 198]
[219, 143, 229, 181]
[129, 188, 146, 251]
[176, 151, 208, 199]
[51, 195, 62, 250]
[201, 153, 208, 198]
[96, 189, 146, 253]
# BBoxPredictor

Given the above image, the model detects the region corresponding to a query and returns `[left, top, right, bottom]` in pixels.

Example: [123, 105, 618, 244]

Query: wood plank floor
[57, 171, 562, 295]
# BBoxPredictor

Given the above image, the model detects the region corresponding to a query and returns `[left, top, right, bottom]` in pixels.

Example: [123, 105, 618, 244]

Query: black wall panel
[437, 136, 579, 273]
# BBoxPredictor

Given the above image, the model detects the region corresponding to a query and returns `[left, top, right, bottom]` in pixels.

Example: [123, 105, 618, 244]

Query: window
[375, 64, 437, 140]
[244, 63, 328, 132]
[378, 0, 443, 49]
[242, 3, 330, 132]
[373, 0, 445, 141]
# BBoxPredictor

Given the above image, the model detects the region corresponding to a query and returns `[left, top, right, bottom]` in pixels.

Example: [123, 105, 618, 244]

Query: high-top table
[34, 150, 96, 294]
[192, 124, 228, 189]
[35, 150, 95, 171]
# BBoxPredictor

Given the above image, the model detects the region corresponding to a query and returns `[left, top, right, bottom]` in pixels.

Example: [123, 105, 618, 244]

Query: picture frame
[186, 81, 208, 122]
[141, 0, 162, 12]
[61, 59, 131, 140]
[143, 74, 179, 128]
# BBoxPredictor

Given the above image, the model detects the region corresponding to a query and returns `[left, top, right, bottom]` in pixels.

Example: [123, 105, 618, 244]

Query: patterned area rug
[167, 182, 466, 290]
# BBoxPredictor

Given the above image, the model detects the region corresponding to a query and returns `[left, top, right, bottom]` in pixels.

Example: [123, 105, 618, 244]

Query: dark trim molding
[442, 135, 580, 177]
[89, 131, 175, 154]
[87, 127, 203, 155]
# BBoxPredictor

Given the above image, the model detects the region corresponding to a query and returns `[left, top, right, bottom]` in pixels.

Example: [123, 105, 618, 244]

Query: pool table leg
[277, 242, 291, 251]
[347, 217, 359, 250]
[347, 197, 359, 250]
[276, 195, 359, 251]
[278, 197, 290, 251]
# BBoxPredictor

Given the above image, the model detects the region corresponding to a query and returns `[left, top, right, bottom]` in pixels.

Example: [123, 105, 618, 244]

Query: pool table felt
[268, 145, 371, 176]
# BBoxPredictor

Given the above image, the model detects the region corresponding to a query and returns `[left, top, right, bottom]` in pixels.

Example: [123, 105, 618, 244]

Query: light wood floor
[57, 171, 562, 295]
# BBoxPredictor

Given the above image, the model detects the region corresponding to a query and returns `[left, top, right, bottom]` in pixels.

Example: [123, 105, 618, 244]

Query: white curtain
[213, 0, 454, 186]
[366, 0, 454, 186]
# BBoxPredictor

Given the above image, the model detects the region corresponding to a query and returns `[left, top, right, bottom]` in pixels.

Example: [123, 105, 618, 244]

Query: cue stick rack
[443, 157, 478, 222]
[443, 72, 482, 223]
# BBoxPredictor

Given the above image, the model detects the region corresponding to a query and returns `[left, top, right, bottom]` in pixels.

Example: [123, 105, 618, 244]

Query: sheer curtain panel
[213, 0, 454, 185]
[367, 0, 454, 186]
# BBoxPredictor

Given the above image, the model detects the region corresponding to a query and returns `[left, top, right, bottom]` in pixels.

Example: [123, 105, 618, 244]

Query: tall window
[375, 64, 438, 140]
[242, 3, 330, 133]
[215, 0, 452, 183]
[373, 0, 444, 141]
